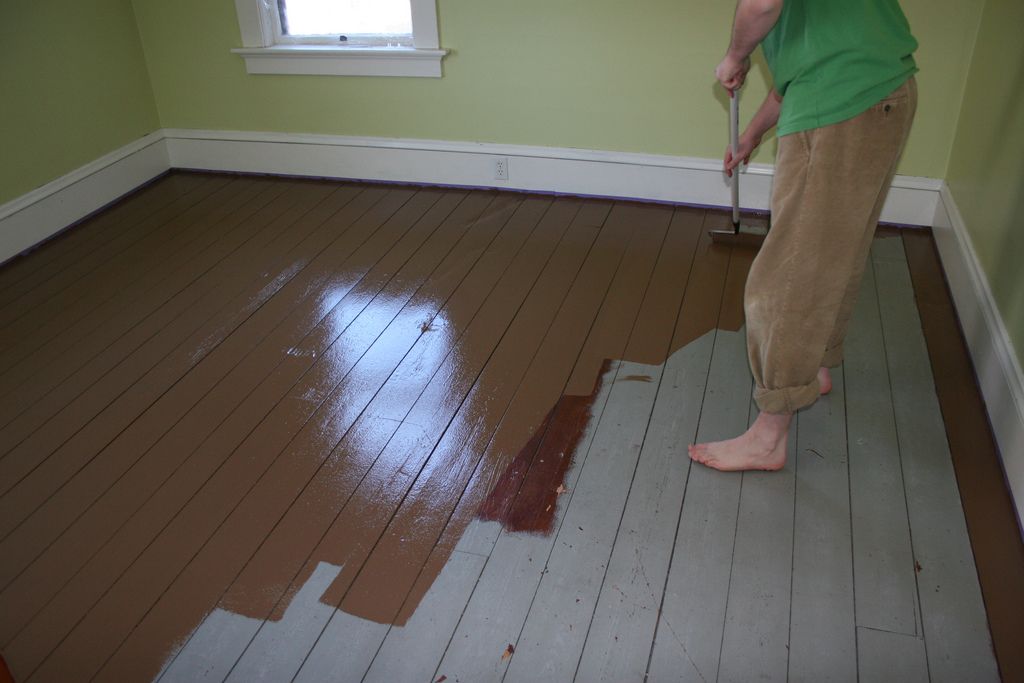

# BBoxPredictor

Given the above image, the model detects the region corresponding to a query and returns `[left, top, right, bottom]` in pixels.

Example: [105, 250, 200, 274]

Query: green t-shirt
[760, 0, 918, 136]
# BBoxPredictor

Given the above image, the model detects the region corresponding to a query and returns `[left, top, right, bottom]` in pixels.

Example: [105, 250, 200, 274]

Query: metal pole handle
[730, 89, 740, 228]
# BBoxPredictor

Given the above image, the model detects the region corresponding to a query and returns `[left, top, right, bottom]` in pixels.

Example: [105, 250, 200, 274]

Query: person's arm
[715, 0, 783, 91]
[724, 90, 782, 176]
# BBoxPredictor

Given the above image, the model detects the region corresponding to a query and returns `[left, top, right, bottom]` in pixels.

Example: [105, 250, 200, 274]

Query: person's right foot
[688, 411, 792, 472]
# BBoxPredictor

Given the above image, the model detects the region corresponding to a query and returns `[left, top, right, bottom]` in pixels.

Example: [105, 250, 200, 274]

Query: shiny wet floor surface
[0, 172, 1017, 682]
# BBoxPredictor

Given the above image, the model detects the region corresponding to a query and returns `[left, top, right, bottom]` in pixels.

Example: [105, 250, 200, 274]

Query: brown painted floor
[0, 172, 1018, 682]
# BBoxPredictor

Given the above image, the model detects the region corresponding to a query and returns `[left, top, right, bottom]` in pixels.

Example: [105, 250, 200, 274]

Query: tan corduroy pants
[746, 77, 917, 414]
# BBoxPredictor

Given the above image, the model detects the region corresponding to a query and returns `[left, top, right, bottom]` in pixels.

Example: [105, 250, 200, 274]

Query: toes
[689, 446, 714, 466]
[697, 455, 721, 470]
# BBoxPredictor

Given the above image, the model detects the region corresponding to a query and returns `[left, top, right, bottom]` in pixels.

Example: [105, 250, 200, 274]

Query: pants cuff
[821, 345, 844, 368]
[754, 381, 819, 414]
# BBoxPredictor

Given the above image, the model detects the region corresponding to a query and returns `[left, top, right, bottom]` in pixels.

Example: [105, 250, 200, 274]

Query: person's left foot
[688, 411, 792, 472]
[818, 366, 832, 395]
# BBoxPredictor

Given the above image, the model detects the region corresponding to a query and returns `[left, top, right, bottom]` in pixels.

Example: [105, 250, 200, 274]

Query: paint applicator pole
[730, 88, 741, 233]
[709, 86, 769, 247]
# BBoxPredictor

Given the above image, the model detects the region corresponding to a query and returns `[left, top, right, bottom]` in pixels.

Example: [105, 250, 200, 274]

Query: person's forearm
[728, 0, 783, 62]
[746, 90, 782, 142]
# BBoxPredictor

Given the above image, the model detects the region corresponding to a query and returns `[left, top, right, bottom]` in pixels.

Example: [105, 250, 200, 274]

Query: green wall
[0, 1, 160, 205]
[6, 0, 1015, 363]
[130, 0, 981, 178]
[2, 0, 985, 203]
[946, 0, 1024, 365]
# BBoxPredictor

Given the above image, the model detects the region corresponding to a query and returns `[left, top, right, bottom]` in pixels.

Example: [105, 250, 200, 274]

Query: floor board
[788, 370, 857, 682]
[845, 257, 922, 637]
[717, 407, 796, 683]
[0, 174, 1011, 683]
[0, 173, 203, 306]
[857, 626, 929, 683]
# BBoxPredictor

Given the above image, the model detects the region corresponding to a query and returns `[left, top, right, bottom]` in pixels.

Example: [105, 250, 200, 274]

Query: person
[689, 0, 918, 471]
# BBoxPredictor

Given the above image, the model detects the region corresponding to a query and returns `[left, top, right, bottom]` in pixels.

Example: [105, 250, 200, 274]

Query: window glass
[279, 0, 413, 39]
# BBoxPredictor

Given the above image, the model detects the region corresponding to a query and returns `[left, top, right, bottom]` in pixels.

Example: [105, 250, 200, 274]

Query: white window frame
[232, 0, 447, 78]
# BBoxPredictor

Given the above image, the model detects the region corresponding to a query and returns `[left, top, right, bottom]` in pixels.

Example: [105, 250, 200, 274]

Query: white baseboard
[0, 128, 947, 267]
[0, 131, 170, 265]
[163, 129, 942, 227]
[933, 184, 1024, 526]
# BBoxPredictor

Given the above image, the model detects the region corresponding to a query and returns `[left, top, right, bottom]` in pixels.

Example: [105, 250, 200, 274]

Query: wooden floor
[0, 172, 1013, 682]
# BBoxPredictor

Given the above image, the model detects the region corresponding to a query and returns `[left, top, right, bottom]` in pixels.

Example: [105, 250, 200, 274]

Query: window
[232, 0, 447, 78]
[275, 0, 413, 47]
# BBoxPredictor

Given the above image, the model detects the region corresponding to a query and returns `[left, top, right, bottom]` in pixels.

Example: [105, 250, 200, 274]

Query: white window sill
[231, 45, 448, 78]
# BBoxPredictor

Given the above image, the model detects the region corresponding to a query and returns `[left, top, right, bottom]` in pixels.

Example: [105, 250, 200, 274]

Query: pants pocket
[874, 77, 916, 114]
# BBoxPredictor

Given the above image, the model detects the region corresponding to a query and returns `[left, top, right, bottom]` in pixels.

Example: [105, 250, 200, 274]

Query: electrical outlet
[494, 157, 509, 181]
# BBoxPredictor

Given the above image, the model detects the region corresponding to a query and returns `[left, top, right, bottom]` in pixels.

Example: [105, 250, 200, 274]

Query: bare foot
[688, 411, 792, 472]
[818, 366, 832, 395]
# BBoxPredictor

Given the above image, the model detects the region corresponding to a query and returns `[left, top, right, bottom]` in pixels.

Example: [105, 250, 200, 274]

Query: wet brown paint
[0, 178, 285, 452]
[0, 173, 204, 303]
[718, 227, 756, 334]
[0, 181, 348, 558]
[476, 360, 613, 535]
[902, 231, 1024, 683]
[0, 173, 204, 295]
[0, 179, 335, 501]
[0, 175, 234, 348]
